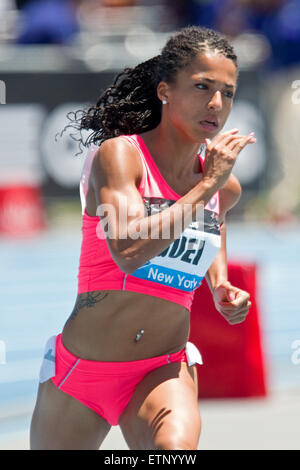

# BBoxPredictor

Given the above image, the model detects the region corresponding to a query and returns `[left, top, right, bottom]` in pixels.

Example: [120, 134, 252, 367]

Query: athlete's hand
[202, 129, 256, 190]
[212, 280, 251, 325]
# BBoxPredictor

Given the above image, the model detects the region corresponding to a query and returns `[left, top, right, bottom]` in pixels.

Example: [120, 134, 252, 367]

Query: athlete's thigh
[30, 379, 111, 450]
[119, 362, 201, 450]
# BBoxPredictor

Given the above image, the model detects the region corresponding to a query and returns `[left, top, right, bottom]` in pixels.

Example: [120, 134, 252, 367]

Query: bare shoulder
[91, 136, 143, 189]
[219, 173, 242, 221]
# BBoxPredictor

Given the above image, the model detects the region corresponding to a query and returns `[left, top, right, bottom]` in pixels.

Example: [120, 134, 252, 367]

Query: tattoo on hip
[70, 292, 109, 320]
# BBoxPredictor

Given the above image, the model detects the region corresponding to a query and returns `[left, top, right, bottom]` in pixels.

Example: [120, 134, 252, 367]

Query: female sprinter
[30, 26, 255, 450]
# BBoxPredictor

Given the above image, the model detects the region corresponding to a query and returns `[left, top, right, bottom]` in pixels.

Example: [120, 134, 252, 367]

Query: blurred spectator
[164, 0, 190, 28]
[15, 0, 80, 45]
[185, 0, 300, 69]
[247, 0, 300, 69]
[103, 0, 135, 5]
[186, 0, 221, 29]
[15, 0, 31, 7]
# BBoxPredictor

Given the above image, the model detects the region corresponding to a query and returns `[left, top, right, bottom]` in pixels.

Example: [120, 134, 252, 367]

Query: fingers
[211, 129, 255, 147]
[219, 289, 250, 308]
[221, 307, 251, 322]
[226, 315, 248, 325]
[215, 132, 244, 149]
[206, 131, 256, 157]
[220, 307, 250, 325]
[211, 128, 239, 146]
[228, 133, 256, 153]
[217, 290, 251, 325]
[220, 306, 251, 320]
[219, 297, 251, 311]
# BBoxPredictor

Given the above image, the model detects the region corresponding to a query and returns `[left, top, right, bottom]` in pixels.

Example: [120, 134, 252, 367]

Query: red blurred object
[0, 185, 46, 237]
[190, 262, 267, 398]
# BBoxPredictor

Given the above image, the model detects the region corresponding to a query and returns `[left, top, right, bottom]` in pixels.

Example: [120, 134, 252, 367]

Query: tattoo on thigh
[69, 292, 108, 320]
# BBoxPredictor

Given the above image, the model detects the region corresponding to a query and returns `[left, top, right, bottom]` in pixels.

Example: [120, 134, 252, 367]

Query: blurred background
[0, 0, 299, 450]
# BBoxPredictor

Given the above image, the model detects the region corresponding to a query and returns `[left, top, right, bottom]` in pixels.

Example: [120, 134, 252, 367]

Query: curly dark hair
[61, 26, 238, 152]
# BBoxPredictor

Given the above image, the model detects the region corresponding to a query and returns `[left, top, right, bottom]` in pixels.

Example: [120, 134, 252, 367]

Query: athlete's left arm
[205, 174, 252, 325]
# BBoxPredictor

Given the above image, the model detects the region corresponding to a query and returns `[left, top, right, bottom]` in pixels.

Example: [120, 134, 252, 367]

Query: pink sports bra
[77, 134, 221, 312]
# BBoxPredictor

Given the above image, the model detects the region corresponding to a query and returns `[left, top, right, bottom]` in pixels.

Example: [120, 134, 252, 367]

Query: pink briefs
[39, 334, 203, 426]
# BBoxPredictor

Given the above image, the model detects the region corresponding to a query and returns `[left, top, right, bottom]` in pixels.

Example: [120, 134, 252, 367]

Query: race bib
[130, 197, 221, 292]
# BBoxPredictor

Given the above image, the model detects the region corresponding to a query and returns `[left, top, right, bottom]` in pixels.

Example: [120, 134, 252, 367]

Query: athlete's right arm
[91, 137, 217, 274]
[91, 131, 255, 274]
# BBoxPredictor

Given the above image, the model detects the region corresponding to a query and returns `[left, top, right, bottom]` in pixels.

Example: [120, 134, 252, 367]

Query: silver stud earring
[162, 100, 167, 105]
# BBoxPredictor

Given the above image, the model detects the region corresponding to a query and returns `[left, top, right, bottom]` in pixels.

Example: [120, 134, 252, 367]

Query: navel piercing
[135, 329, 145, 342]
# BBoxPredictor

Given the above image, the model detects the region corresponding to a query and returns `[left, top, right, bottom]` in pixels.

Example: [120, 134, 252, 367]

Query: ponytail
[61, 55, 162, 153]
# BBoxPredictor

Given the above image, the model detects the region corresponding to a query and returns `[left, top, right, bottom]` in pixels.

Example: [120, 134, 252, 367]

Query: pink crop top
[77, 134, 221, 312]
